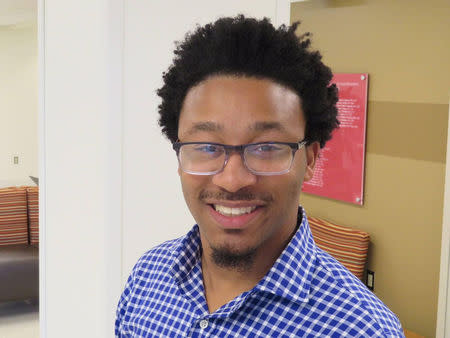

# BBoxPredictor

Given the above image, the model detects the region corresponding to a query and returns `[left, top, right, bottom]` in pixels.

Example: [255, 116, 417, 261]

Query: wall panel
[293, 1, 449, 336]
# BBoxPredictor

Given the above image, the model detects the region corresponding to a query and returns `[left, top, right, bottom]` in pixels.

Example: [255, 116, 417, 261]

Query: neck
[200, 248, 269, 313]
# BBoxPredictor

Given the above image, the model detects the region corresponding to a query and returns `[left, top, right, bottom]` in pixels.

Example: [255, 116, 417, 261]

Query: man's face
[177, 75, 318, 266]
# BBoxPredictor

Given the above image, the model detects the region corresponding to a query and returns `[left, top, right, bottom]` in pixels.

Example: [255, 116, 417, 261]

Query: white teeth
[214, 205, 257, 216]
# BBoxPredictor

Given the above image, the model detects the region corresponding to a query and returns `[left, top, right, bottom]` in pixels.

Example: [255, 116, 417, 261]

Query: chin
[210, 242, 257, 271]
[212, 241, 256, 256]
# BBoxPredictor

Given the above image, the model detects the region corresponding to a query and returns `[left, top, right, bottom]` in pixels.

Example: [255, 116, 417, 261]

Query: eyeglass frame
[172, 139, 308, 176]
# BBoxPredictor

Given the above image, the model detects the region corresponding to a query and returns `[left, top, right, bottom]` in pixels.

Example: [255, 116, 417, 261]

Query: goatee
[210, 246, 257, 273]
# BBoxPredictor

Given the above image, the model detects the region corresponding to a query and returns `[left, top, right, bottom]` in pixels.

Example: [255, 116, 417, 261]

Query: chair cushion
[0, 244, 39, 302]
[0, 187, 29, 246]
[308, 216, 370, 281]
[26, 187, 39, 245]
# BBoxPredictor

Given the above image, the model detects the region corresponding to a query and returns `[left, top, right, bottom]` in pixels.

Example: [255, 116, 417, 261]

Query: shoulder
[115, 235, 187, 335]
[313, 247, 404, 337]
[117, 235, 185, 305]
[131, 235, 185, 278]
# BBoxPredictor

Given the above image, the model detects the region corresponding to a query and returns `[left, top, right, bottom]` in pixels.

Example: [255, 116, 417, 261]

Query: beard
[210, 243, 257, 273]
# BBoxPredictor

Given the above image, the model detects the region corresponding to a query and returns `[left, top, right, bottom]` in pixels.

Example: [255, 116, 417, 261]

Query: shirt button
[199, 319, 208, 329]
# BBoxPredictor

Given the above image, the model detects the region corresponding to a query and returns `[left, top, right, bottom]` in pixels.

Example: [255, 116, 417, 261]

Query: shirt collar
[170, 225, 202, 286]
[170, 206, 316, 306]
[254, 207, 316, 304]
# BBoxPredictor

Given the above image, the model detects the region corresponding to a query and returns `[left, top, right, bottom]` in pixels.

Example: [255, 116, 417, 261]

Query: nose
[211, 152, 257, 193]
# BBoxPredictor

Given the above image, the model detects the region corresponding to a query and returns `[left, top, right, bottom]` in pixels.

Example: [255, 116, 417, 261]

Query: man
[116, 15, 404, 337]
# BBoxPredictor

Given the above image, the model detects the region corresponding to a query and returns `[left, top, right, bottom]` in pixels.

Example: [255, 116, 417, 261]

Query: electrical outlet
[13, 156, 19, 165]
[366, 270, 375, 291]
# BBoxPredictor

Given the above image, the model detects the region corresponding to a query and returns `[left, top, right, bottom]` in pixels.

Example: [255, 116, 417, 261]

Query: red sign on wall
[302, 73, 368, 205]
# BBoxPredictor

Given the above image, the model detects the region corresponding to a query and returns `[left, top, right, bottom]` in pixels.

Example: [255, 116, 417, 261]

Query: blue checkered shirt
[115, 208, 404, 337]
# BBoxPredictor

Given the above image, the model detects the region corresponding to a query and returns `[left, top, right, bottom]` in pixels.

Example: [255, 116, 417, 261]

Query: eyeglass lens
[178, 143, 294, 174]
[179, 144, 226, 173]
[244, 143, 292, 173]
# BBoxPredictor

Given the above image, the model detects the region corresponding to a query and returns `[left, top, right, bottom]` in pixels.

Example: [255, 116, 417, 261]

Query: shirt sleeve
[114, 271, 135, 337]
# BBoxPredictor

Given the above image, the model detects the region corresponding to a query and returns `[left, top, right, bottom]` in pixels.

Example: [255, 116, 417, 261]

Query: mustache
[199, 189, 273, 203]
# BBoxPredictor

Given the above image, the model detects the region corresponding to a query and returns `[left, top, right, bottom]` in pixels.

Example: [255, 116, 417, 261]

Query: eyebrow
[185, 121, 223, 136]
[249, 121, 287, 132]
[185, 120, 286, 136]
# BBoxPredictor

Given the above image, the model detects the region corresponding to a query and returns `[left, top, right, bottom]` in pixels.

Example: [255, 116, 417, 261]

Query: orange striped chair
[26, 187, 39, 245]
[0, 186, 39, 303]
[0, 187, 29, 246]
[307, 216, 370, 281]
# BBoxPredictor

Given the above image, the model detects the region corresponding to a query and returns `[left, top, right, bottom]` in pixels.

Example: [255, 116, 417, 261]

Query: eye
[194, 144, 221, 154]
[253, 144, 281, 152]
[247, 143, 287, 159]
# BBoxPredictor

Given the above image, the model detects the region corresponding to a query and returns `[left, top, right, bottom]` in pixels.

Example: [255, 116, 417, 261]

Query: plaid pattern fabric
[115, 208, 404, 337]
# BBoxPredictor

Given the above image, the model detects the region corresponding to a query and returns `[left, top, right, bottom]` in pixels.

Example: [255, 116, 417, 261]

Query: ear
[303, 142, 320, 182]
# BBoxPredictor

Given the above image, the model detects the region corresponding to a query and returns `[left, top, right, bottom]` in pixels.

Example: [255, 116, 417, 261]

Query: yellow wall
[292, 0, 449, 336]
[0, 22, 38, 186]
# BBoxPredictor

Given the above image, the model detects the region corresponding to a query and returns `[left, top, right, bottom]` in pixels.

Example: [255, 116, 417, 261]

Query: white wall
[40, 1, 293, 337]
[122, 0, 288, 281]
[41, 0, 123, 337]
[0, 22, 38, 187]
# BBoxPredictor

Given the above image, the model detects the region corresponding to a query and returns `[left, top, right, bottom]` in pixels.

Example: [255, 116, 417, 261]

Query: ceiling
[0, 0, 36, 26]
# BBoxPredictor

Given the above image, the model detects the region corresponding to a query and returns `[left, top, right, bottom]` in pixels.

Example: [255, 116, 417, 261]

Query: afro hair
[157, 15, 339, 148]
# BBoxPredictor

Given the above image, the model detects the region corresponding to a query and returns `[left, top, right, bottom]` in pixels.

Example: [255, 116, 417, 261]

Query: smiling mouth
[212, 205, 258, 217]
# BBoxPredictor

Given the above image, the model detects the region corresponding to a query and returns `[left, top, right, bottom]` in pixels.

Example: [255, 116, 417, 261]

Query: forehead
[178, 75, 304, 141]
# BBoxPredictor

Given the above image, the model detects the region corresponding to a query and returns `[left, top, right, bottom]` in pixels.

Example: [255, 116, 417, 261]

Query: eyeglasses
[173, 139, 307, 176]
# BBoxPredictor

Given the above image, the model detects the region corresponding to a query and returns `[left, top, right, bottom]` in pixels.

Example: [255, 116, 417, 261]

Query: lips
[207, 202, 264, 229]
[213, 205, 257, 217]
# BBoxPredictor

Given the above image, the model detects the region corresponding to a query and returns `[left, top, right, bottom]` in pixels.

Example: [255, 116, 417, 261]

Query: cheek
[263, 173, 302, 205]
[180, 174, 207, 204]
[291, 151, 308, 184]
[282, 175, 303, 201]
[275, 157, 306, 203]
[288, 178, 303, 201]
[180, 175, 195, 200]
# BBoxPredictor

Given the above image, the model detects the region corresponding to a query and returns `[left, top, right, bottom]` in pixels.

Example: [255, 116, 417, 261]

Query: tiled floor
[0, 300, 39, 338]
